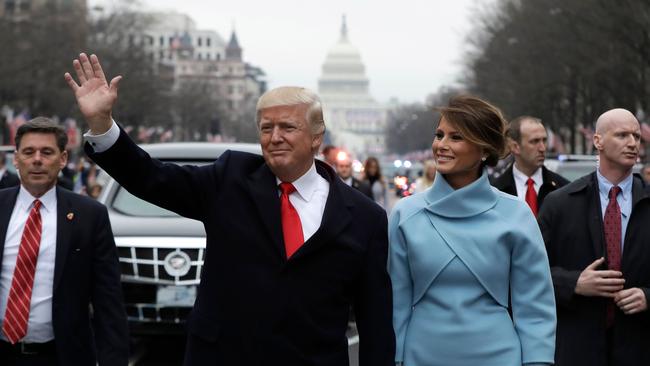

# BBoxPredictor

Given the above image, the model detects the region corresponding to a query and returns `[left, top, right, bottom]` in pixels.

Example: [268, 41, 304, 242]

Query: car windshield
[111, 188, 178, 217]
[109, 160, 208, 218]
[555, 165, 596, 182]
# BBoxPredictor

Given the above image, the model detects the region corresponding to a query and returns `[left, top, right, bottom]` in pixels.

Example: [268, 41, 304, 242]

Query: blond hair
[256, 86, 325, 135]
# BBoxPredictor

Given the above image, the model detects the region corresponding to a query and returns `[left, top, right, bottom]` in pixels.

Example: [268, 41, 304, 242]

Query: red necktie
[3, 199, 42, 344]
[279, 183, 304, 258]
[604, 186, 622, 327]
[525, 178, 538, 216]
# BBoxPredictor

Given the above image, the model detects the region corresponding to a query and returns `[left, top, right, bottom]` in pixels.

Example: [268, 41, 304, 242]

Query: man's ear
[312, 133, 324, 152]
[60, 150, 69, 170]
[508, 138, 521, 155]
[593, 134, 603, 151]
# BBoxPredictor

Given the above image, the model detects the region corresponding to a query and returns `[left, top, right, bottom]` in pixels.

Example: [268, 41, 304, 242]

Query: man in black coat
[0, 118, 128, 365]
[336, 153, 373, 200]
[492, 116, 568, 215]
[65, 53, 395, 366]
[0, 152, 20, 189]
[538, 108, 650, 366]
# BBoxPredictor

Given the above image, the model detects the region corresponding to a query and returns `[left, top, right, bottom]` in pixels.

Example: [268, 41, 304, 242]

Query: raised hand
[64, 53, 122, 134]
[575, 257, 625, 298]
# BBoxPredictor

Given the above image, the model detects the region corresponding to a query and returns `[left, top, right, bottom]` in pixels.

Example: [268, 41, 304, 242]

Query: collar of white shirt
[512, 163, 543, 188]
[275, 162, 322, 201]
[16, 185, 57, 214]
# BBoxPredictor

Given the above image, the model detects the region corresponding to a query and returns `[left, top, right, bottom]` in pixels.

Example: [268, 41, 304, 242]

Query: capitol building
[318, 16, 387, 158]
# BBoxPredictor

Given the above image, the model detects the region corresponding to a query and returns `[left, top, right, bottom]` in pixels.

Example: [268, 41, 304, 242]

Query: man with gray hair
[65, 53, 395, 366]
[539, 108, 650, 365]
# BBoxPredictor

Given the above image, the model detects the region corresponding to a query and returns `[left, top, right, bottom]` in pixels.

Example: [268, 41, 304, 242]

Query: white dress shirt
[512, 164, 543, 201]
[0, 186, 57, 343]
[86, 121, 331, 241]
[276, 163, 330, 242]
[342, 177, 353, 186]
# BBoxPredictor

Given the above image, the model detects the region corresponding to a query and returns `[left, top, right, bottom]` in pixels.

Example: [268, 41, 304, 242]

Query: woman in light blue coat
[389, 95, 556, 366]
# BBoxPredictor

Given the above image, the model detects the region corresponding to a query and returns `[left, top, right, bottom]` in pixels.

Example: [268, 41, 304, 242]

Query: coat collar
[567, 172, 649, 206]
[247, 163, 285, 260]
[290, 161, 352, 261]
[246, 159, 353, 263]
[425, 169, 498, 218]
[565, 172, 650, 257]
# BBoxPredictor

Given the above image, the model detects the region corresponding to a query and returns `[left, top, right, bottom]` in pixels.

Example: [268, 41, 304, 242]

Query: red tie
[279, 183, 304, 258]
[525, 178, 538, 216]
[604, 186, 622, 327]
[3, 199, 42, 344]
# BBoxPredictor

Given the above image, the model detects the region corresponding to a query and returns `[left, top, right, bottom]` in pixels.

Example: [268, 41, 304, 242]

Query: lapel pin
[551, 181, 557, 187]
[66, 212, 74, 221]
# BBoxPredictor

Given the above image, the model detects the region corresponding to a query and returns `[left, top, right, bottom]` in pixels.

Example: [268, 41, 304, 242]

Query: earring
[481, 156, 487, 162]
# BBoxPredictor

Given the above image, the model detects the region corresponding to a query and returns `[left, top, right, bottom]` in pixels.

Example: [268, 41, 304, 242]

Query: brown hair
[435, 95, 507, 167]
[15, 117, 68, 152]
[507, 115, 543, 143]
[363, 156, 384, 183]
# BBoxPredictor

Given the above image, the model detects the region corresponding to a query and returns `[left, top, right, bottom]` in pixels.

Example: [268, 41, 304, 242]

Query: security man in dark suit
[65, 53, 394, 366]
[336, 153, 373, 200]
[492, 116, 568, 215]
[539, 108, 650, 366]
[0, 117, 128, 365]
[0, 152, 20, 189]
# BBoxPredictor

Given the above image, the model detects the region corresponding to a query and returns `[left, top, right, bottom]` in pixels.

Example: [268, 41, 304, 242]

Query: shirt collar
[512, 163, 543, 187]
[596, 168, 633, 202]
[0, 168, 6, 177]
[276, 162, 320, 202]
[17, 185, 57, 214]
[342, 177, 353, 186]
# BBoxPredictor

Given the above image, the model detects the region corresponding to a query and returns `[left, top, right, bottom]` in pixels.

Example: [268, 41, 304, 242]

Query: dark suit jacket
[491, 164, 569, 211]
[0, 186, 128, 366]
[87, 129, 395, 366]
[538, 172, 650, 366]
[0, 170, 20, 189]
[351, 177, 373, 200]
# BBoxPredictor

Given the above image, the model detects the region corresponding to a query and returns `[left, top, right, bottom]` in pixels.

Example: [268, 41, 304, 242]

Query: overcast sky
[90, 0, 494, 103]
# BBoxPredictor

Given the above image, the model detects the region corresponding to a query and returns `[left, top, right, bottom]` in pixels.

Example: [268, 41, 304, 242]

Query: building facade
[126, 11, 266, 141]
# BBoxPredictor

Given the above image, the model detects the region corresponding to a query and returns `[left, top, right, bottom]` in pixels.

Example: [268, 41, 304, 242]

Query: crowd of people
[0, 52, 648, 366]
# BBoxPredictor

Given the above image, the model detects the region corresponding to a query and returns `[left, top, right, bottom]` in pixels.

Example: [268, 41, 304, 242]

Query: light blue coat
[389, 171, 556, 366]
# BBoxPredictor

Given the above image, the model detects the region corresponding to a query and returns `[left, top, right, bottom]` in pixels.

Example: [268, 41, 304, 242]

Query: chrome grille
[115, 237, 205, 324]
[115, 237, 205, 285]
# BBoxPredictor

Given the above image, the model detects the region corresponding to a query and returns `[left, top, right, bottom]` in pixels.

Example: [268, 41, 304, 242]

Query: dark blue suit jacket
[0, 186, 128, 366]
[87, 129, 395, 366]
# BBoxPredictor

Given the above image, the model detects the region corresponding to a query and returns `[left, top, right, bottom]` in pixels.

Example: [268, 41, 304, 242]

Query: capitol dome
[318, 16, 371, 99]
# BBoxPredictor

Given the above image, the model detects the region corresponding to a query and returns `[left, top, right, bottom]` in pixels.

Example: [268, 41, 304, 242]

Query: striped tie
[2, 199, 42, 344]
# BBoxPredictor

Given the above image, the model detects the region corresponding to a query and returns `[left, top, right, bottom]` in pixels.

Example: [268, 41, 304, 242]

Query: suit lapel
[621, 176, 650, 264]
[538, 166, 559, 206]
[0, 187, 20, 266]
[501, 166, 517, 196]
[290, 162, 352, 261]
[53, 187, 74, 291]
[585, 173, 606, 258]
[247, 164, 285, 260]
